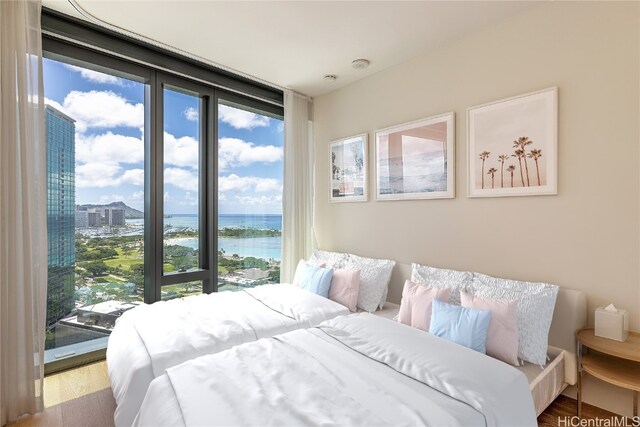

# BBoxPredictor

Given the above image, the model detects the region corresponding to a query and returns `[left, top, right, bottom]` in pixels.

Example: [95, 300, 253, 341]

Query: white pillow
[309, 250, 349, 269]
[470, 272, 559, 366]
[410, 263, 473, 305]
[345, 254, 395, 312]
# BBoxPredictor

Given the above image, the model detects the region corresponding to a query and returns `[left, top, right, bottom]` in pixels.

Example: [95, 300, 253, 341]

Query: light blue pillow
[429, 299, 492, 353]
[299, 263, 333, 298]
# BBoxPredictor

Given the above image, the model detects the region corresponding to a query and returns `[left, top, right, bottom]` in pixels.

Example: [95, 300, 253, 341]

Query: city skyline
[43, 59, 284, 215]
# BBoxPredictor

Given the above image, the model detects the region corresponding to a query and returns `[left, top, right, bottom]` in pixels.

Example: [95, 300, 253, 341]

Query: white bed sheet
[134, 314, 536, 427]
[107, 284, 349, 427]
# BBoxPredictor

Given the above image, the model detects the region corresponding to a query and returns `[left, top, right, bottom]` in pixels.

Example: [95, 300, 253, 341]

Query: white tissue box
[595, 307, 629, 342]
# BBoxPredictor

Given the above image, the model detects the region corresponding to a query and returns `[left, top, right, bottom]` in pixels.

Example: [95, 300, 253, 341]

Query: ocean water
[138, 214, 283, 261]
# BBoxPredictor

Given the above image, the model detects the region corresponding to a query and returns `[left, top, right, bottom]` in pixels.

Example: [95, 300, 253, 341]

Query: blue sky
[43, 58, 283, 215]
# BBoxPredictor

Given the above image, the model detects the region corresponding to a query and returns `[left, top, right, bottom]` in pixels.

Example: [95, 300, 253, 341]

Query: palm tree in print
[513, 137, 533, 186]
[512, 149, 526, 187]
[497, 154, 510, 188]
[506, 165, 516, 187]
[479, 151, 490, 189]
[487, 168, 497, 189]
[527, 148, 543, 186]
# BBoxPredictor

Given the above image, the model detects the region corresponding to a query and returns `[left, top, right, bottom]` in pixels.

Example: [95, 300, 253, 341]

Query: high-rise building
[102, 208, 111, 226]
[46, 105, 76, 326]
[75, 208, 88, 228]
[110, 208, 126, 226]
[87, 211, 101, 227]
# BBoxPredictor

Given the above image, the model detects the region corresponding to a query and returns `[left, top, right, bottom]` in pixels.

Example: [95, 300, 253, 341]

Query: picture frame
[329, 133, 368, 202]
[468, 87, 558, 198]
[375, 112, 455, 201]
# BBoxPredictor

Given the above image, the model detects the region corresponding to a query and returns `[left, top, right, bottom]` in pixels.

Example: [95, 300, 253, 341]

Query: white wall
[313, 1, 639, 417]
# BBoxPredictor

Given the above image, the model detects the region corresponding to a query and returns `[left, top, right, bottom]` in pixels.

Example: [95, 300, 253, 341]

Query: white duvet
[134, 314, 536, 427]
[107, 284, 349, 427]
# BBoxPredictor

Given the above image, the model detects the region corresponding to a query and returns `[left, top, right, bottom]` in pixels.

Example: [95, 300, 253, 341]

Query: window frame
[41, 9, 284, 373]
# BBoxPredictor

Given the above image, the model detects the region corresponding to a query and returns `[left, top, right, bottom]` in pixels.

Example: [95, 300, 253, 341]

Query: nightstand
[576, 328, 640, 418]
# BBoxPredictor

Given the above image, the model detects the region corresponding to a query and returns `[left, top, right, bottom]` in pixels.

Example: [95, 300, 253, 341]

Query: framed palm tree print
[468, 87, 558, 197]
[375, 112, 455, 201]
[329, 133, 368, 202]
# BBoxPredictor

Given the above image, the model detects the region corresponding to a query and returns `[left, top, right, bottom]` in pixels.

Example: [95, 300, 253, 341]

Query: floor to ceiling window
[43, 57, 147, 362]
[217, 100, 284, 291]
[41, 11, 283, 371]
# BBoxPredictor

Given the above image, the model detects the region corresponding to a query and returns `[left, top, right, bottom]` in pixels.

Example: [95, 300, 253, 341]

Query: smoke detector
[352, 59, 370, 70]
[323, 74, 337, 82]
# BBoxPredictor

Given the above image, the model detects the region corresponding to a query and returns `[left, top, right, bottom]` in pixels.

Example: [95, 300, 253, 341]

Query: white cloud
[121, 169, 144, 186]
[75, 162, 122, 188]
[131, 191, 144, 202]
[164, 132, 199, 169]
[219, 174, 280, 193]
[184, 107, 198, 122]
[75, 163, 144, 189]
[219, 137, 282, 170]
[165, 167, 198, 192]
[233, 195, 282, 206]
[219, 104, 269, 129]
[47, 90, 144, 132]
[182, 192, 198, 206]
[76, 132, 143, 165]
[44, 97, 65, 113]
[64, 64, 125, 86]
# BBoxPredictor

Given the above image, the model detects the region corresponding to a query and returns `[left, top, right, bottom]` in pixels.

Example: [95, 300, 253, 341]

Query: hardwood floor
[4, 360, 629, 427]
[538, 395, 630, 427]
[6, 361, 115, 427]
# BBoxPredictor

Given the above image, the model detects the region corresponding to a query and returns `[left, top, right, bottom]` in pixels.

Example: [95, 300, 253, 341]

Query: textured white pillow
[410, 263, 473, 305]
[470, 273, 559, 366]
[309, 250, 349, 269]
[345, 254, 395, 312]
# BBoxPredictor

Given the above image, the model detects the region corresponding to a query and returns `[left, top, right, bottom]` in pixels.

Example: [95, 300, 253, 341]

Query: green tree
[85, 261, 108, 277]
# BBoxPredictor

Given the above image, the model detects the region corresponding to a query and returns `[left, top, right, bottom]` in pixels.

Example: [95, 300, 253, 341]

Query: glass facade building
[46, 105, 76, 326]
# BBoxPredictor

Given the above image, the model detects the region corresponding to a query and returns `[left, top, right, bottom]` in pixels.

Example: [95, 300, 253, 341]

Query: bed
[107, 284, 350, 427]
[133, 313, 538, 427]
[377, 287, 587, 417]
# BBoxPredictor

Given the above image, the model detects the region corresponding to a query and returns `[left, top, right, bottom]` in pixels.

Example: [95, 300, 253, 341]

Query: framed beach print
[468, 87, 558, 197]
[375, 112, 455, 201]
[329, 133, 368, 202]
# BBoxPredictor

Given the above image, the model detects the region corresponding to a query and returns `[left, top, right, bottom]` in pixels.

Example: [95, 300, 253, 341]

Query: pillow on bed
[299, 264, 334, 298]
[429, 299, 492, 353]
[411, 263, 473, 305]
[344, 254, 395, 312]
[292, 259, 326, 286]
[470, 273, 559, 366]
[398, 280, 450, 331]
[329, 269, 361, 312]
[309, 250, 349, 269]
[460, 291, 519, 366]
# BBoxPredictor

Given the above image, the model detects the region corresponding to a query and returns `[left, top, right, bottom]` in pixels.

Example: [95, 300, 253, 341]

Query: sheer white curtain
[0, 0, 47, 424]
[281, 91, 314, 283]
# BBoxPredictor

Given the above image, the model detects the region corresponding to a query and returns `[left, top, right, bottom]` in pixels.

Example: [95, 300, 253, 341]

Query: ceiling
[42, 1, 537, 98]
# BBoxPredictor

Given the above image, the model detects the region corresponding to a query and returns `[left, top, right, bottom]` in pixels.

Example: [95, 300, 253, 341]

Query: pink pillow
[460, 291, 519, 366]
[329, 269, 361, 312]
[398, 280, 450, 331]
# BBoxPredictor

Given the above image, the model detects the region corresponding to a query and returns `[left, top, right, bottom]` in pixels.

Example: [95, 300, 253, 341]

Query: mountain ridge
[78, 201, 143, 219]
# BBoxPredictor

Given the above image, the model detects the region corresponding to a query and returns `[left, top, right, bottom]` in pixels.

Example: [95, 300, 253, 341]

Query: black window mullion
[206, 90, 219, 294]
[157, 73, 212, 294]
